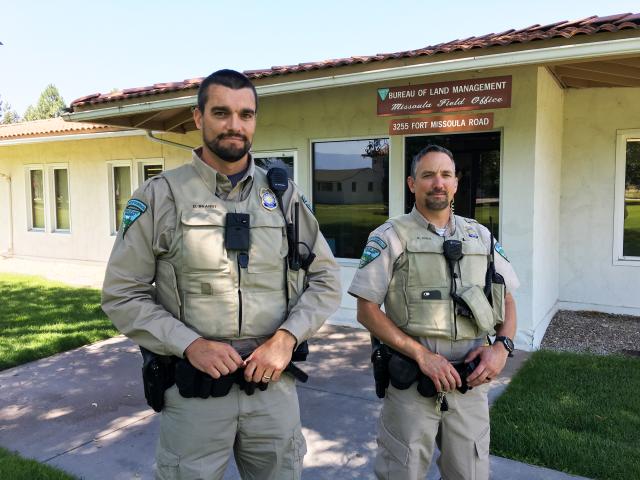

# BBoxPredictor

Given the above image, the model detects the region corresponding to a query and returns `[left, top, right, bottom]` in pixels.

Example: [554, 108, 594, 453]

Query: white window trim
[107, 160, 134, 236]
[136, 157, 165, 188]
[252, 150, 298, 184]
[613, 129, 640, 265]
[24, 164, 46, 232]
[47, 163, 71, 233]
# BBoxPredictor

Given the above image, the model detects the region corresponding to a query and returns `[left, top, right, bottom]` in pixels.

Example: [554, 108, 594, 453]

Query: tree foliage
[0, 95, 20, 124]
[23, 84, 66, 121]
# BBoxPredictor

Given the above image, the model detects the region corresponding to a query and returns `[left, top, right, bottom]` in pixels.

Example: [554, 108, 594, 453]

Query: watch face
[503, 337, 514, 352]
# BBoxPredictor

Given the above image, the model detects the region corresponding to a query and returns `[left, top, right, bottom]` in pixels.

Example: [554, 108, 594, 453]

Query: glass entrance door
[405, 132, 501, 238]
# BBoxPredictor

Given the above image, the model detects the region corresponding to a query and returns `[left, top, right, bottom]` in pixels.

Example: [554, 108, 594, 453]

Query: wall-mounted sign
[377, 76, 511, 116]
[389, 113, 494, 135]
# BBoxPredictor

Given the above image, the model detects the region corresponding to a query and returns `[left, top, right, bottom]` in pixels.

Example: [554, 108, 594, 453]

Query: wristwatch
[494, 336, 514, 357]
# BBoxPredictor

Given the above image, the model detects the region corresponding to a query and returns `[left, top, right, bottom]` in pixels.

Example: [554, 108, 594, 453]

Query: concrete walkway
[0, 256, 590, 479]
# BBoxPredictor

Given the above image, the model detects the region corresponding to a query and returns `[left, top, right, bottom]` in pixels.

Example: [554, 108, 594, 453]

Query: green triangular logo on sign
[378, 88, 389, 101]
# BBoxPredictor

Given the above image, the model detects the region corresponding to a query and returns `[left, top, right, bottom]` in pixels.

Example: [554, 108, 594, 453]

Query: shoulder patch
[495, 242, 509, 262]
[359, 245, 381, 268]
[121, 199, 147, 238]
[367, 236, 388, 250]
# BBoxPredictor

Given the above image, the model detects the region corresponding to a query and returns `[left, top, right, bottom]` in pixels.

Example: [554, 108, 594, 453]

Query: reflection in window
[143, 164, 163, 181]
[254, 155, 294, 180]
[624, 140, 640, 257]
[313, 138, 389, 258]
[54, 169, 70, 230]
[30, 169, 45, 229]
[113, 166, 131, 232]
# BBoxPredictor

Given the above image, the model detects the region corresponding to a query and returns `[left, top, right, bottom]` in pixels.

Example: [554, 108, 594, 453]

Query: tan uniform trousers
[375, 383, 490, 480]
[156, 375, 306, 480]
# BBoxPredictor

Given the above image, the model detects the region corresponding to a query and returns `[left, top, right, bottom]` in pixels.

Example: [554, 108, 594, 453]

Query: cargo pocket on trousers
[378, 419, 410, 467]
[156, 448, 180, 480]
[474, 426, 490, 480]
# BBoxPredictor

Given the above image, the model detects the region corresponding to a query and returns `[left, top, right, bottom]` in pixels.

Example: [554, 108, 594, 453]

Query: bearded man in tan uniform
[102, 69, 341, 480]
[349, 145, 519, 480]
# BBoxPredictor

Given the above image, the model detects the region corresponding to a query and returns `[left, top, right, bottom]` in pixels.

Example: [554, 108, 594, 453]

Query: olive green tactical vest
[384, 212, 502, 340]
[154, 163, 289, 340]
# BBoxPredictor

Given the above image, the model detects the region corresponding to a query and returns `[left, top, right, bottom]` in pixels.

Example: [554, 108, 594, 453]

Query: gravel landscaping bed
[541, 310, 640, 356]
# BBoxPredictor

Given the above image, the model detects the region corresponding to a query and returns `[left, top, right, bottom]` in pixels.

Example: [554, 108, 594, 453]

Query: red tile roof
[0, 117, 126, 140]
[71, 13, 640, 108]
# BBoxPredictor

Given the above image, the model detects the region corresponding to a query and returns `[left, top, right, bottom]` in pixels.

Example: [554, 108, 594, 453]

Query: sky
[2, 0, 639, 116]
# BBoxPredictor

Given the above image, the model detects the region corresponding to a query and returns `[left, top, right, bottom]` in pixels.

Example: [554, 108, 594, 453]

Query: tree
[0, 95, 20, 124]
[23, 84, 66, 121]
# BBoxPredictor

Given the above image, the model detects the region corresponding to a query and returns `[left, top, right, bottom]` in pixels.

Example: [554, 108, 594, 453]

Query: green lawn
[490, 350, 640, 480]
[0, 273, 117, 371]
[624, 203, 640, 257]
[0, 447, 75, 480]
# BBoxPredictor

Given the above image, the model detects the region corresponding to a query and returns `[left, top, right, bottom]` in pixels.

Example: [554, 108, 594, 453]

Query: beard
[423, 190, 451, 211]
[204, 132, 252, 163]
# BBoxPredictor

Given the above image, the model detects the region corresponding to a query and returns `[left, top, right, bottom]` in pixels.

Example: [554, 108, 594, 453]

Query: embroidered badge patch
[495, 242, 509, 262]
[367, 236, 388, 250]
[359, 246, 381, 269]
[466, 227, 479, 239]
[121, 199, 147, 238]
[260, 188, 278, 210]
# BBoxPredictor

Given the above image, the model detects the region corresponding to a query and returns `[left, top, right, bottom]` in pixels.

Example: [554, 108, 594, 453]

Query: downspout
[145, 131, 194, 151]
[0, 173, 13, 257]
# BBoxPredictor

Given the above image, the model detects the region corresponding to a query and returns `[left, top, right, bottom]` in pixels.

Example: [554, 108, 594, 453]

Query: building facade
[2, 14, 640, 349]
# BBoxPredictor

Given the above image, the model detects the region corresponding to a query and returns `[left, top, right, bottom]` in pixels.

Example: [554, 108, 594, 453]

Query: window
[313, 138, 389, 259]
[615, 131, 640, 262]
[52, 167, 70, 231]
[368, 182, 374, 192]
[28, 168, 45, 230]
[137, 159, 164, 186]
[253, 150, 297, 182]
[108, 162, 133, 234]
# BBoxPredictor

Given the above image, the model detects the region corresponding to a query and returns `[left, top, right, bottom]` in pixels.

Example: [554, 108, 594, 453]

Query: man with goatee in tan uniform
[102, 69, 341, 480]
[349, 145, 519, 480]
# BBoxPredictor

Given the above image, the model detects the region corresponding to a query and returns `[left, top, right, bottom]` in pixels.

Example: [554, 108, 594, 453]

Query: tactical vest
[153, 163, 289, 340]
[384, 212, 503, 340]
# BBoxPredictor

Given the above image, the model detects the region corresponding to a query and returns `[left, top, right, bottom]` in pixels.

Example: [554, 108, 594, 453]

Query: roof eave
[63, 36, 640, 129]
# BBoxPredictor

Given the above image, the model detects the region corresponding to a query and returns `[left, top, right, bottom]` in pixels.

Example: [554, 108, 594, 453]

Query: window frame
[613, 129, 640, 265]
[310, 135, 391, 262]
[107, 160, 134, 236]
[24, 164, 46, 232]
[252, 149, 298, 184]
[45, 163, 72, 233]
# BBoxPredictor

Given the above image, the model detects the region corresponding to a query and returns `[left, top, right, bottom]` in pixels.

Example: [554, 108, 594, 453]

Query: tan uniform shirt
[348, 209, 519, 360]
[102, 149, 341, 357]
[349, 209, 519, 304]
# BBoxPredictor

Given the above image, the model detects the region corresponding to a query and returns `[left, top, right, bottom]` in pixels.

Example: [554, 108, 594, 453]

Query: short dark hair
[197, 69, 258, 113]
[410, 144, 455, 178]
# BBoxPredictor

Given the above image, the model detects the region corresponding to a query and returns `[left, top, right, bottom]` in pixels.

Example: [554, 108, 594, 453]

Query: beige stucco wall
[560, 87, 640, 315]
[529, 67, 564, 348]
[0, 132, 194, 262]
[255, 66, 540, 336]
[0, 65, 567, 346]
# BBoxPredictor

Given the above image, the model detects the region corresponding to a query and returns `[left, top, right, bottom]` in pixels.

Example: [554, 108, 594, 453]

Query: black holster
[371, 342, 391, 398]
[141, 347, 177, 412]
